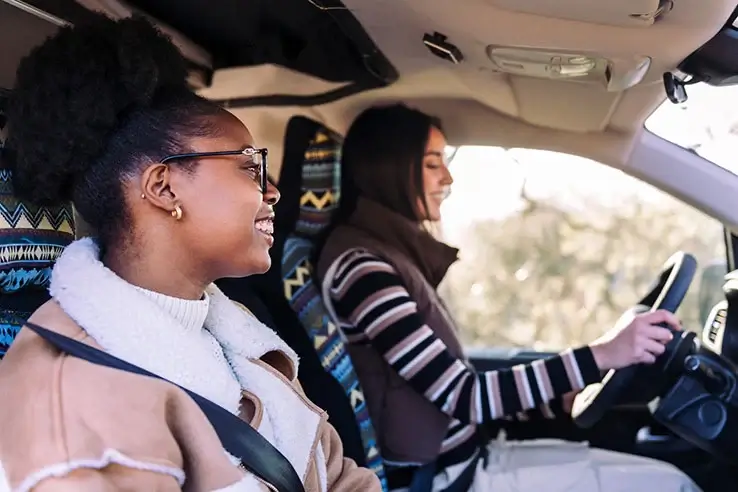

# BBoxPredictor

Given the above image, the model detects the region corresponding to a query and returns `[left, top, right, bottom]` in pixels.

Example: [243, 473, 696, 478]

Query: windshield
[439, 146, 724, 351]
[646, 82, 738, 174]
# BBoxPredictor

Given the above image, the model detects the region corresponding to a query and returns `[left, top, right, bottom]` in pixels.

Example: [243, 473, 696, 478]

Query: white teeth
[255, 219, 274, 235]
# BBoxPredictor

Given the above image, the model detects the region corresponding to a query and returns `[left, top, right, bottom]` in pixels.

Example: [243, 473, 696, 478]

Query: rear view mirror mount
[663, 72, 703, 104]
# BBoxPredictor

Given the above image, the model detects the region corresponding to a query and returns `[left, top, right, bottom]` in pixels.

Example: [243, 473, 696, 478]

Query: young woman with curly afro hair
[0, 14, 380, 492]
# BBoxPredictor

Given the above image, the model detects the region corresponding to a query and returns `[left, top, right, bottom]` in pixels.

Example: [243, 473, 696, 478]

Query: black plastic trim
[217, 0, 397, 108]
[22, 0, 216, 88]
[317, 0, 398, 85]
[23, 0, 396, 107]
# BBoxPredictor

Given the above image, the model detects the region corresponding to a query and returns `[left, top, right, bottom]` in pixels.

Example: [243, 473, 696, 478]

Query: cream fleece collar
[47, 239, 324, 487]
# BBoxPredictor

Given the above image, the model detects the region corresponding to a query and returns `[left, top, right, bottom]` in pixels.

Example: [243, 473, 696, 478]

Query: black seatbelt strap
[24, 322, 305, 492]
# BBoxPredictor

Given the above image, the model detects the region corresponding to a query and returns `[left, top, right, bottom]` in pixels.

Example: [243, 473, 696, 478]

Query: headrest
[294, 124, 343, 237]
[0, 88, 75, 295]
[276, 116, 343, 241]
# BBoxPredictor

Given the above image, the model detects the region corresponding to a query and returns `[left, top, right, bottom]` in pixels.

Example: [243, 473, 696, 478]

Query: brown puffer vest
[317, 197, 464, 463]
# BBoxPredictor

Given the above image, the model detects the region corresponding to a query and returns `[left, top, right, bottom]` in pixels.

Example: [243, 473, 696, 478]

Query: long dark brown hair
[314, 103, 443, 259]
[338, 103, 442, 218]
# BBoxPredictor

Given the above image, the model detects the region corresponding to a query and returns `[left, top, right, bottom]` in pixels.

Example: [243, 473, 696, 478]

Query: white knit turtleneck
[132, 286, 241, 406]
[133, 286, 211, 333]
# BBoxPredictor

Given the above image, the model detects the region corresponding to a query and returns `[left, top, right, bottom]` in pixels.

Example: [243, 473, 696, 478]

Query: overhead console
[483, 45, 652, 92]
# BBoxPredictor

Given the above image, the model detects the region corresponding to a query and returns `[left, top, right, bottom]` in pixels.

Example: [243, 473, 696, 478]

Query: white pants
[463, 438, 700, 492]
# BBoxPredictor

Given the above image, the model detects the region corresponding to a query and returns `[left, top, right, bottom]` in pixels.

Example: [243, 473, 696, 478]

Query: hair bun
[7, 15, 189, 205]
[115, 17, 189, 105]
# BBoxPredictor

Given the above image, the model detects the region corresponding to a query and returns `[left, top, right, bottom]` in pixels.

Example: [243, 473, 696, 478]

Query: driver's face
[417, 126, 452, 221]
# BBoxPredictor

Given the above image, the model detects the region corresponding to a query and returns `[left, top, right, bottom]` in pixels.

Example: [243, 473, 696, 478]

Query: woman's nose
[264, 179, 280, 205]
[442, 165, 454, 186]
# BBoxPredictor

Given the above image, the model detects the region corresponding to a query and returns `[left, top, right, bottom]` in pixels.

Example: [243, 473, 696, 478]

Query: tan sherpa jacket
[0, 300, 380, 492]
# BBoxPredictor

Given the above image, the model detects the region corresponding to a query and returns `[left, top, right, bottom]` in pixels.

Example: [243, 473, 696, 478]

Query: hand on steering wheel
[562, 310, 682, 414]
[571, 252, 698, 427]
[589, 310, 682, 370]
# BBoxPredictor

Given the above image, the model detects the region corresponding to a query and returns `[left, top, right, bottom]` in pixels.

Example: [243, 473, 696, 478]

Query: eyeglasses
[160, 147, 269, 193]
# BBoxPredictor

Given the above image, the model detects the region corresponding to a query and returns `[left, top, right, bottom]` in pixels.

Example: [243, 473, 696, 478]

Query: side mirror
[698, 260, 728, 328]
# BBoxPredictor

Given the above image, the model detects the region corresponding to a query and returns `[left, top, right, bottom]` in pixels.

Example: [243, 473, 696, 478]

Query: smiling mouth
[255, 218, 274, 236]
[430, 189, 451, 201]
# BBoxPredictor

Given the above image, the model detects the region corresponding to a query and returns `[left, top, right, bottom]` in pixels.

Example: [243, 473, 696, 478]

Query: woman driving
[316, 103, 700, 492]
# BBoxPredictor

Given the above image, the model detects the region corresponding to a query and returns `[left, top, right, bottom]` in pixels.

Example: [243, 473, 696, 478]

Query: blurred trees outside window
[439, 146, 724, 351]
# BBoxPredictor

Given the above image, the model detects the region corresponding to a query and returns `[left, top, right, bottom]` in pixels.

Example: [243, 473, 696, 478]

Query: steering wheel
[571, 251, 698, 428]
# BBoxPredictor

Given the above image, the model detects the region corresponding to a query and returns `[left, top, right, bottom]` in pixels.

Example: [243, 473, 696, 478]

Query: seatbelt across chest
[23, 322, 306, 492]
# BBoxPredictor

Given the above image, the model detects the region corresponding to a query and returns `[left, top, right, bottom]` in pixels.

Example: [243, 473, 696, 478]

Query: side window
[439, 147, 725, 351]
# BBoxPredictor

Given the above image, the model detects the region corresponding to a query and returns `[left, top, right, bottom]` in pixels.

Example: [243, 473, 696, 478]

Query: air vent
[706, 308, 727, 344]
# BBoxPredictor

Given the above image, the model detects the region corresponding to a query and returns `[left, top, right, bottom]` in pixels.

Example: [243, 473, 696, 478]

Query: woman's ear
[140, 163, 177, 211]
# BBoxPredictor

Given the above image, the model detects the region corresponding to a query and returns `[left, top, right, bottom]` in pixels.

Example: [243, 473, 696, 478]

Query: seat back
[277, 117, 387, 489]
[0, 88, 75, 358]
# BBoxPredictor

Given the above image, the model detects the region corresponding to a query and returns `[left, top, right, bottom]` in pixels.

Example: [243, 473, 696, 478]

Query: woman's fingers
[592, 308, 683, 370]
[640, 309, 682, 331]
[638, 324, 674, 343]
[640, 337, 667, 359]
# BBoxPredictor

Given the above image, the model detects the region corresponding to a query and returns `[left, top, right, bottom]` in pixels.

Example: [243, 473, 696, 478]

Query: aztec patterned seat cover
[280, 119, 388, 490]
[0, 88, 76, 358]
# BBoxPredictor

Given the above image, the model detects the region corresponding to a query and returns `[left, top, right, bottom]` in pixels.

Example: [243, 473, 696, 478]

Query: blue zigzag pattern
[0, 200, 75, 230]
[281, 125, 388, 490]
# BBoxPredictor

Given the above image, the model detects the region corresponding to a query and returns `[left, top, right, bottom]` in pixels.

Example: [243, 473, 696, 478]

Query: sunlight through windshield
[646, 83, 738, 175]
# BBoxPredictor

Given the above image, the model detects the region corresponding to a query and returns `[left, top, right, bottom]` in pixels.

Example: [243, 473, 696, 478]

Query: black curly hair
[7, 15, 224, 247]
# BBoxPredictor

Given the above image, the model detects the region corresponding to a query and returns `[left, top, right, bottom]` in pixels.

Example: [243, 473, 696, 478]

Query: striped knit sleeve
[328, 251, 602, 425]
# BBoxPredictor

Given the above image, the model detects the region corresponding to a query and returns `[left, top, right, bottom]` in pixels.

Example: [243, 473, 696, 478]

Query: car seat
[276, 117, 387, 488]
[0, 88, 76, 358]
[218, 116, 387, 490]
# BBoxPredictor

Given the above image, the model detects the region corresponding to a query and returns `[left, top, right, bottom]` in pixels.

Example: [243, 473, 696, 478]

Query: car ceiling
[342, 0, 737, 136]
[2, 0, 738, 176]
[206, 0, 738, 174]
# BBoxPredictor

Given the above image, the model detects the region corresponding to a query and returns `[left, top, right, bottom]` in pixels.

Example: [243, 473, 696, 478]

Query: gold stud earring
[171, 204, 183, 221]
[141, 193, 146, 199]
